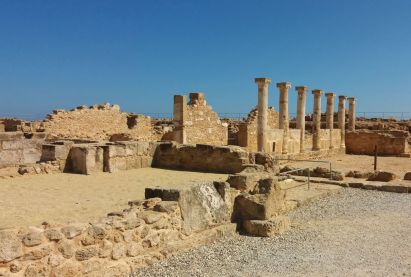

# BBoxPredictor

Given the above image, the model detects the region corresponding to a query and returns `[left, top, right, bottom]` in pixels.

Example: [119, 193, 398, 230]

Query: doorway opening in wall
[272, 142, 276, 152]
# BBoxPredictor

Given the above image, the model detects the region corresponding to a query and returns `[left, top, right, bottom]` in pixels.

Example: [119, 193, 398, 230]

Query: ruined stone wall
[152, 142, 250, 174]
[346, 130, 409, 156]
[0, 132, 46, 168]
[0, 186, 235, 276]
[237, 107, 279, 151]
[182, 93, 228, 145]
[42, 104, 163, 142]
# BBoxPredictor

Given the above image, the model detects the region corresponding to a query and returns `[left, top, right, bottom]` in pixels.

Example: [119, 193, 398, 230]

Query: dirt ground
[0, 168, 227, 229]
[288, 154, 411, 178]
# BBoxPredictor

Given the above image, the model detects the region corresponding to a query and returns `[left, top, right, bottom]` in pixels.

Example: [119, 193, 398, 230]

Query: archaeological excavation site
[0, 78, 410, 277]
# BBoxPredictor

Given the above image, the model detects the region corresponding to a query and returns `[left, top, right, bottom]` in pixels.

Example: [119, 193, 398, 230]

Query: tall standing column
[312, 90, 324, 151]
[173, 95, 187, 144]
[338, 95, 347, 148]
[296, 86, 308, 153]
[325, 92, 336, 149]
[255, 77, 272, 152]
[277, 82, 291, 154]
[348, 97, 356, 131]
[277, 82, 291, 129]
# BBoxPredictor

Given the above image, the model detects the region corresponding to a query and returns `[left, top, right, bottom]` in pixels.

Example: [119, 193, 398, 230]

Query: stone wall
[346, 130, 409, 156]
[237, 107, 279, 151]
[42, 104, 164, 142]
[0, 132, 46, 168]
[173, 93, 228, 146]
[152, 142, 250, 174]
[40, 141, 156, 174]
[0, 184, 236, 277]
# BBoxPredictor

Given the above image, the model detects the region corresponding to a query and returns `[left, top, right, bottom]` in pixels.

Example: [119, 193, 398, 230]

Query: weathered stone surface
[226, 173, 262, 192]
[57, 240, 75, 259]
[178, 182, 229, 235]
[234, 181, 286, 221]
[346, 170, 374, 179]
[153, 201, 179, 214]
[22, 245, 52, 261]
[9, 261, 22, 273]
[75, 245, 99, 261]
[0, 230, 23, 262]
[61, 224, 84, 239]
[50, 261, 82, 277]
[403, 172, 411, 180]
[367, 171, 397, 182]
[112, 243, 127, 260]
[22, 231, 43, 247]
[127, 242, 144, 257]
[24, 262, 49, 277]
[214, 181, 240, 221]
[243, 216, 290, 237]
[138, 211, 164, 224]
[44, 229, 63, 242]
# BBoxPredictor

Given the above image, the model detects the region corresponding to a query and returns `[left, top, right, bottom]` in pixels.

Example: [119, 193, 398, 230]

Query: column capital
[255, 77, 272, 85]
[338, 95, 347, 100]
[295, 86, 308, 92]
[276, 82, 291, 89]
[325, 92, 336, 97]
[312, 89, 324, 96]
[348, 97, 356, 102]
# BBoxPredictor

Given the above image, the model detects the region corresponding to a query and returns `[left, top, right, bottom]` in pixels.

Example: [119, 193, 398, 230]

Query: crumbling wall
[152, 142, 250, 174]
[346, 130, 409, 156]
[172, 93, 228, 146]
[237, 107, 279, 151]
[0, 189, 235, 276]
[42, 104, 163, 142]
[183, 93, 228, 145]
[0, 133, 46, 168]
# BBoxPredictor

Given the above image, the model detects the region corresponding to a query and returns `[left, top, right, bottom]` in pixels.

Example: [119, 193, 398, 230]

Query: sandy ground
[0, 168, 227, 229]
[288, 154, 411, 177]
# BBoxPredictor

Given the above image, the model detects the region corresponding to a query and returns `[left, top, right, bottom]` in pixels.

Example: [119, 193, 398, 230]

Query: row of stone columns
[254, 78, 356, 153]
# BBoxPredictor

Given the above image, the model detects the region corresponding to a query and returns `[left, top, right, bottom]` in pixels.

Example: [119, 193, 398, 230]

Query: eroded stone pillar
[173, 95, 187, 144]
[325, 92, 336, 149]
[338, 95, 347, 148]
[312, 90, 324, 151]
[348, 97, 356, 131]
[255, 78, 272, 152]
[276, 82, 291, 129]
[296, 86, 308, 153]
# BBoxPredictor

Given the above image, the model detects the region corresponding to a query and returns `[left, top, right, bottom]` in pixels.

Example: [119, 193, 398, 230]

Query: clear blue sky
[0, 0, 410, 119]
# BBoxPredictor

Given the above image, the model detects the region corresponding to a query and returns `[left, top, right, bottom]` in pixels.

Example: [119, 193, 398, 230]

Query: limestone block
[234, 182, 286, 221]
[367, 171, 397, 182]
[178, 182, 229, 235]
[68, 145, 104, 174]
[243, 216, 290, 237]
[227, 173, 263, 192]
[0, 230, 23, 263]
[22, 231, 44, 247]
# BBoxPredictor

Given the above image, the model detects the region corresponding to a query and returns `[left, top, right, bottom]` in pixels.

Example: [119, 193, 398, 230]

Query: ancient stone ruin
[0, 77, 410, 276]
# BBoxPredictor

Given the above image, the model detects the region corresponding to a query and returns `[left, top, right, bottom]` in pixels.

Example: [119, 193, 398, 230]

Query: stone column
[325, 92, 336, 149]
[348, 97, 356, 131]
[276, 82, 291, 129]
[296, 86, 308, 153]
[312, 90, 324, 151]
[255, 78, 272, 152]
[173, 95, 187, 144]
[338, 95, 347, 148]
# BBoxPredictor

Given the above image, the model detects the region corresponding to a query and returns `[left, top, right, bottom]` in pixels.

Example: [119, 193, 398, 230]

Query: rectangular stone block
[68, 145, 104, 175]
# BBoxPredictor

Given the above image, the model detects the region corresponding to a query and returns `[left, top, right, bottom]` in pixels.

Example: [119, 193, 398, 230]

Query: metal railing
[277, 158, 334, 190]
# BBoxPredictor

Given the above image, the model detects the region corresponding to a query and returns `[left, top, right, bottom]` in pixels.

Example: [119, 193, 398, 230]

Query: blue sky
[0, 0, 410, 119]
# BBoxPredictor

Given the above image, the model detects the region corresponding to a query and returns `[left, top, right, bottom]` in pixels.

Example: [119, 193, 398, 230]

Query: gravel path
[133, 189, 411, 277]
